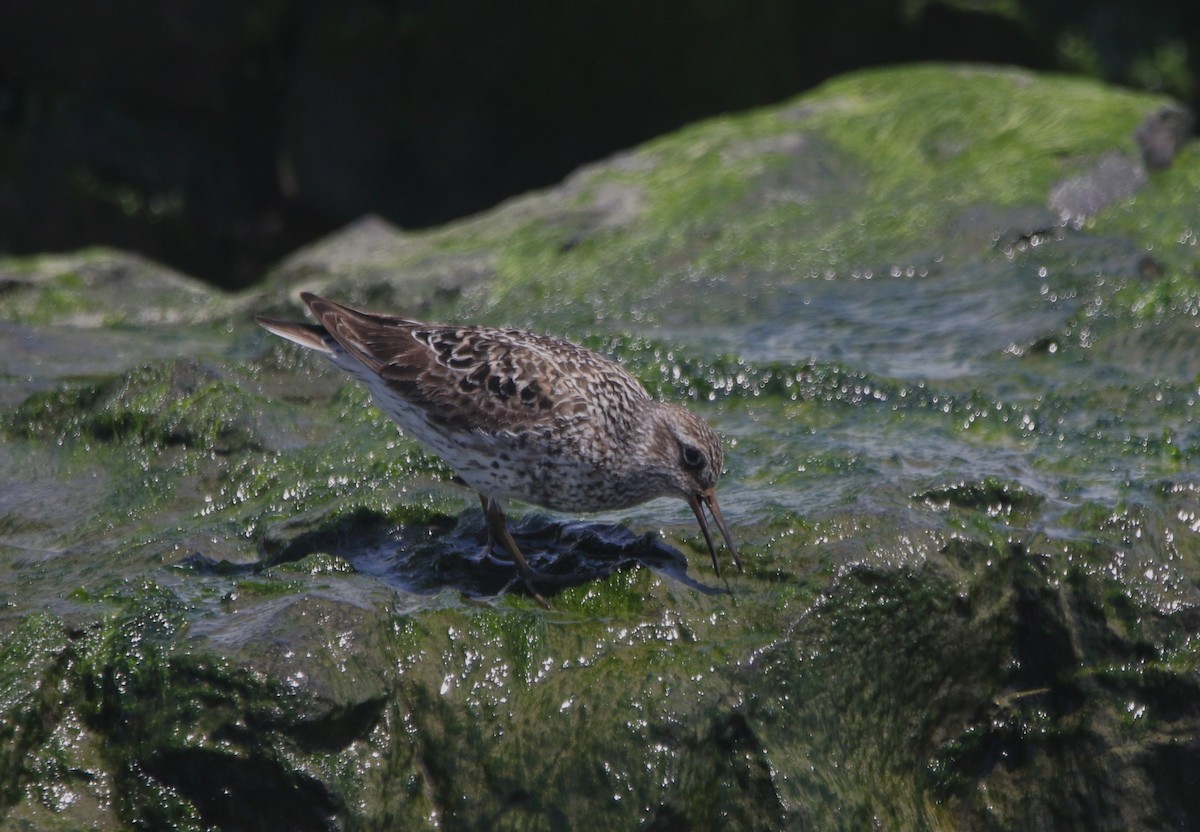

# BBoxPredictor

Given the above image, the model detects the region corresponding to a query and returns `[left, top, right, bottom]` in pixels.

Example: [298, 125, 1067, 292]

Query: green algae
[0, 249, 232, 328]
[7, 359, 264, 454]
[914, 477, 1044, 514]
[1092, 143, 1200, 277]
[418, 65, 1184, 334]
[0, 616, 72, 809]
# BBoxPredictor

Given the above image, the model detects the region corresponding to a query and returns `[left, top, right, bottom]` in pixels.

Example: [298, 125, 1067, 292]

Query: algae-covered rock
[0, 249, 233, 328]
[8, 359, 265, 453]
[2, 65, 1200, 830]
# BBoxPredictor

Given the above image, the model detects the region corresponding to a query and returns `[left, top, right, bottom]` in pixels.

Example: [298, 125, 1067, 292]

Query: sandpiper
[258, 292, 740, 605]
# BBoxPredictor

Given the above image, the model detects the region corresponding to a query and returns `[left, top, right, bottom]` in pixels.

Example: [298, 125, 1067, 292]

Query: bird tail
[255, 317, 335, 354]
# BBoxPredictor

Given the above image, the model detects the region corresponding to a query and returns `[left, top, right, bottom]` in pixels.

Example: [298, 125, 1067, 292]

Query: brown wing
[301, 293, 651, 434]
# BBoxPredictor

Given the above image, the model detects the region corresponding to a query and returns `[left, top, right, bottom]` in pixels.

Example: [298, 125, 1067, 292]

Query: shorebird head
[653, 403, 742, 576]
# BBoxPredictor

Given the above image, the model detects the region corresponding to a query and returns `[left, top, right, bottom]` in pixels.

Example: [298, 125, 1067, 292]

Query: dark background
[1, 0, 1196, 290]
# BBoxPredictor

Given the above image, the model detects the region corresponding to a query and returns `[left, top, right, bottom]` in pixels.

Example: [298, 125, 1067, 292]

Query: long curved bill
[687, 489, 742, 576]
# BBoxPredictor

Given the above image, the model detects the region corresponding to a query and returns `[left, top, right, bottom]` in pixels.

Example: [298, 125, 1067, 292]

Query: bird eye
[681, 444, 706, 471]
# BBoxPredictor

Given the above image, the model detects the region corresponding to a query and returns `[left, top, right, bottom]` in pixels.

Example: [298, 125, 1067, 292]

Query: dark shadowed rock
[1135, 104, 1194, 169]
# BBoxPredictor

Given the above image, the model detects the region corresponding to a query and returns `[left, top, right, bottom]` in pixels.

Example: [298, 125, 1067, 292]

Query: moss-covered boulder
[2, 65, 1199, 830]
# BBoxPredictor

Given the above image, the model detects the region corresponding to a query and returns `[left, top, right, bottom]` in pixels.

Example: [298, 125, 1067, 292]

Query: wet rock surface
[2, 65, 1199, 830]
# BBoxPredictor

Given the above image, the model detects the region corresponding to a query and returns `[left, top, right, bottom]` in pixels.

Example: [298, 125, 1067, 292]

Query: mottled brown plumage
[258, 292, 740, 605]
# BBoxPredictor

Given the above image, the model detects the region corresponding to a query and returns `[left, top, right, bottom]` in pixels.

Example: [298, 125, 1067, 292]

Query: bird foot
[480, 541, 607, 588]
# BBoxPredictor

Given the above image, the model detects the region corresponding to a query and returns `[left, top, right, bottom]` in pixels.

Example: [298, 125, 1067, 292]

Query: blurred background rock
[1, 0, 1196, 290]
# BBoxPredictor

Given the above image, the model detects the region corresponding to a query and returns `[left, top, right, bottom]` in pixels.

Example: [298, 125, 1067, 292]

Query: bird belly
[451, 448, 614, 512]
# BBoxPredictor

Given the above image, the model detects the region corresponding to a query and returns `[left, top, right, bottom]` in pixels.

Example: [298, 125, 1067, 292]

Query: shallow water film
[1, 65, 1198, 830]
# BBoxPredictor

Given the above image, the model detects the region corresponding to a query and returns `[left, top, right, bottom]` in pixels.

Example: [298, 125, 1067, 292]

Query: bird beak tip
[689, 489, 740, 574]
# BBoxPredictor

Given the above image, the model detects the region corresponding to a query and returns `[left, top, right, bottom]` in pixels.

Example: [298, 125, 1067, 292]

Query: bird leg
[476, 493, 507, 564]
[481, 495, 549, 608]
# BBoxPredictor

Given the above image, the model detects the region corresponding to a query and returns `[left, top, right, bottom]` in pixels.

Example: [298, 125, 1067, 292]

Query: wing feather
[299, 293, 650, 435]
